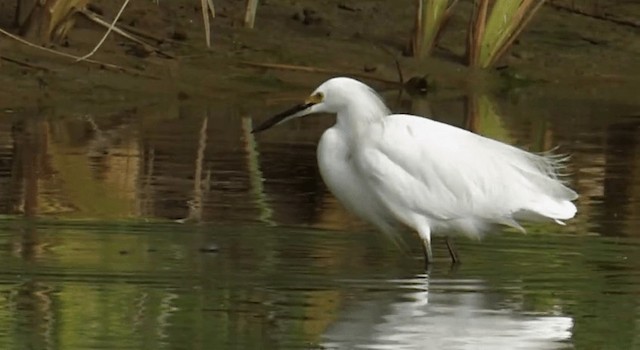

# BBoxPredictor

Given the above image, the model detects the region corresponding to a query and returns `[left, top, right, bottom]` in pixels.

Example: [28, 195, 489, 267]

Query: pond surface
[0, 87, 639, 349]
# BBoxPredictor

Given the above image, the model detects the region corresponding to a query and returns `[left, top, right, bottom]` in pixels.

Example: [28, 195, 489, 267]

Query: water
[0, 88, 639, 349]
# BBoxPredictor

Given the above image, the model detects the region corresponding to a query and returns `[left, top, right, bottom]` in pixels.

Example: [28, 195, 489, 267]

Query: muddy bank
[1, 0, 639, 108]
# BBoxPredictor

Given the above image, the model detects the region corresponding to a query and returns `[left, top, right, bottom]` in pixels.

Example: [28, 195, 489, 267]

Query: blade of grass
[244, 0, 259, 29]
[206, 0, 216, 18]
[437, 0, 459, 43]
[468, 0, 545, 68]
[20, 0, 88, 43]
[76, 0, 130, 62]
[48, 0, 89, 40]
[413, 0, 458, 58]
[467, 0, 489, 66]
[479, 0, 520, 66]
[201, 0, 211, 47]
[491, 0, 545, 65]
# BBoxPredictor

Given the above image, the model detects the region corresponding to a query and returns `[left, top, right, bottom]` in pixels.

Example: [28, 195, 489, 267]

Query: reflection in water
[0, 94, 639, 236]
[6, 222, 634, 349]
[184, 116, 209, 222]
[464, 93, 514, 144]
[323, 275, 572, 350]
[601, 121, 640, 235]
[242, 117, 275, 226]
[0, 90, 639, 349]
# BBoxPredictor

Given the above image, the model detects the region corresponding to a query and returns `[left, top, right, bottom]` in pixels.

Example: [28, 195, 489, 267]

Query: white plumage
[253, 77, 578, 265]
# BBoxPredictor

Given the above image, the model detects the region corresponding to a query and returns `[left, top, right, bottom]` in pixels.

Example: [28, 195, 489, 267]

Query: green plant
[200, 0, 215, 47]
[244, 0, 259, 29]
[19, 0, 89, 44]
[412, 0, 458, 58]
[467, 0, 545, 68]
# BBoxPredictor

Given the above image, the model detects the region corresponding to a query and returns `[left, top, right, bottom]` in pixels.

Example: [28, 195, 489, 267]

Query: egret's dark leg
[417, 226, 433, 268]
[445, 237, 460, 264]
[421, 239, 433, 268]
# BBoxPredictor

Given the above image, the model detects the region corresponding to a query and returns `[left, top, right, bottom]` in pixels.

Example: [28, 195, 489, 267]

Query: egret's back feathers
[354, 114, 577, 238]
[257, 76, 578, 247]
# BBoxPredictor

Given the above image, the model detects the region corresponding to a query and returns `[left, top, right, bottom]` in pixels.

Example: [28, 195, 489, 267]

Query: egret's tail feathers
[515, 198, 577, 224]
[513, 149, 578, 200]
[552, 200, 578, 220]
[522, 149, 573, 181]
[512, 151, 578, 223]
[497, 216, 526, 233]
[521, 170, 578, 201]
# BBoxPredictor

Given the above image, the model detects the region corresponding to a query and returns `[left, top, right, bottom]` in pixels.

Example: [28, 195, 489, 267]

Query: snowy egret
[252, 77, 578, 265]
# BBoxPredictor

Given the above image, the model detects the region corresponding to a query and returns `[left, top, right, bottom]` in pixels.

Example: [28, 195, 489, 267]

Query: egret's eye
[305, 92, 324, 105]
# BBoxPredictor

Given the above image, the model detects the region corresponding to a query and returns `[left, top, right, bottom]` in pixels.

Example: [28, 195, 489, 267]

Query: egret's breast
[317, 128, 396, 230]
[317, 128, 356, 201]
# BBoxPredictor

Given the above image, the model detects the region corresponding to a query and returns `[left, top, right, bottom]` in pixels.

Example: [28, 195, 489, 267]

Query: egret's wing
[355, 114, 576, 233]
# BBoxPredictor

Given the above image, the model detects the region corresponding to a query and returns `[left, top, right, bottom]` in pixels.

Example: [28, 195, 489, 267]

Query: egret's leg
[445, 237, 460, 264]
[417, 226, 433, 266]
[422, 240, 433, 266]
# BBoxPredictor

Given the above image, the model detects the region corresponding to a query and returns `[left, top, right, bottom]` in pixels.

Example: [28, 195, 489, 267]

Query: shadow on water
[0, 87, 639, 349]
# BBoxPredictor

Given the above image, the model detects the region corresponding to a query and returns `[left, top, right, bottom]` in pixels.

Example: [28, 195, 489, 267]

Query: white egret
[252, 77, 578, 265]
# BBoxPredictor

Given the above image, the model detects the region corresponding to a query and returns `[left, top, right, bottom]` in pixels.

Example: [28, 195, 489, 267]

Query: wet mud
[0, 0, 638, 109]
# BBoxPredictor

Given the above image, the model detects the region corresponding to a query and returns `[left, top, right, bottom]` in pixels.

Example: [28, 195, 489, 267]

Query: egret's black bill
[251, 102, 312, 133]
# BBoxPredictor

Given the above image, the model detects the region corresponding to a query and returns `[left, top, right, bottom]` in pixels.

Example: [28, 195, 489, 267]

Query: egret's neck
[335, 95, 390, 134]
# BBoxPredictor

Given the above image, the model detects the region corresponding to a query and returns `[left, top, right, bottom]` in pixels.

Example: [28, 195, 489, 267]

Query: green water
[0, 221, 638, 349]
[0, 87, 639, 349]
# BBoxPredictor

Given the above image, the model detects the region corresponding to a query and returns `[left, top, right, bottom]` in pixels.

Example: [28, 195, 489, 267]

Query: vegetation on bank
[5, 0, 547, 69]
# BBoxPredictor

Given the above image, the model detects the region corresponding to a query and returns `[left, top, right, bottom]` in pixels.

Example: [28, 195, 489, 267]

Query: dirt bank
[1, 0, 639, 108]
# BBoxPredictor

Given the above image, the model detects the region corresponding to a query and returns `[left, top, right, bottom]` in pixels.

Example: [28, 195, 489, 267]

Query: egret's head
[251, 77, 372, 133]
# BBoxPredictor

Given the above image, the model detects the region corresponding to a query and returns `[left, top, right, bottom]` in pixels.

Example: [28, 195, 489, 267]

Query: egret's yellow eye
[305, 92, 324, 105]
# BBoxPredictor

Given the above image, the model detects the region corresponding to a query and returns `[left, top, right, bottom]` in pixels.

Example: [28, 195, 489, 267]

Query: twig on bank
[547, 3, 640, 28]
[78, 8, 175, 58]
[0, 27, 159, 79]
[76, 0, 131, 62]
[239, 61, 402, 86]
[0, 55, 51, 71]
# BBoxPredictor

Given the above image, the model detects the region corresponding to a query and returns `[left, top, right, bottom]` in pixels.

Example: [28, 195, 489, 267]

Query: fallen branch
[0, 55, 51, 71]
[547, 3, 640, 28]
[79, 8, 175, 58]
[118, 21, 175, 45]
[239, 61, 402, 86]
[0, 27, 159, 79]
